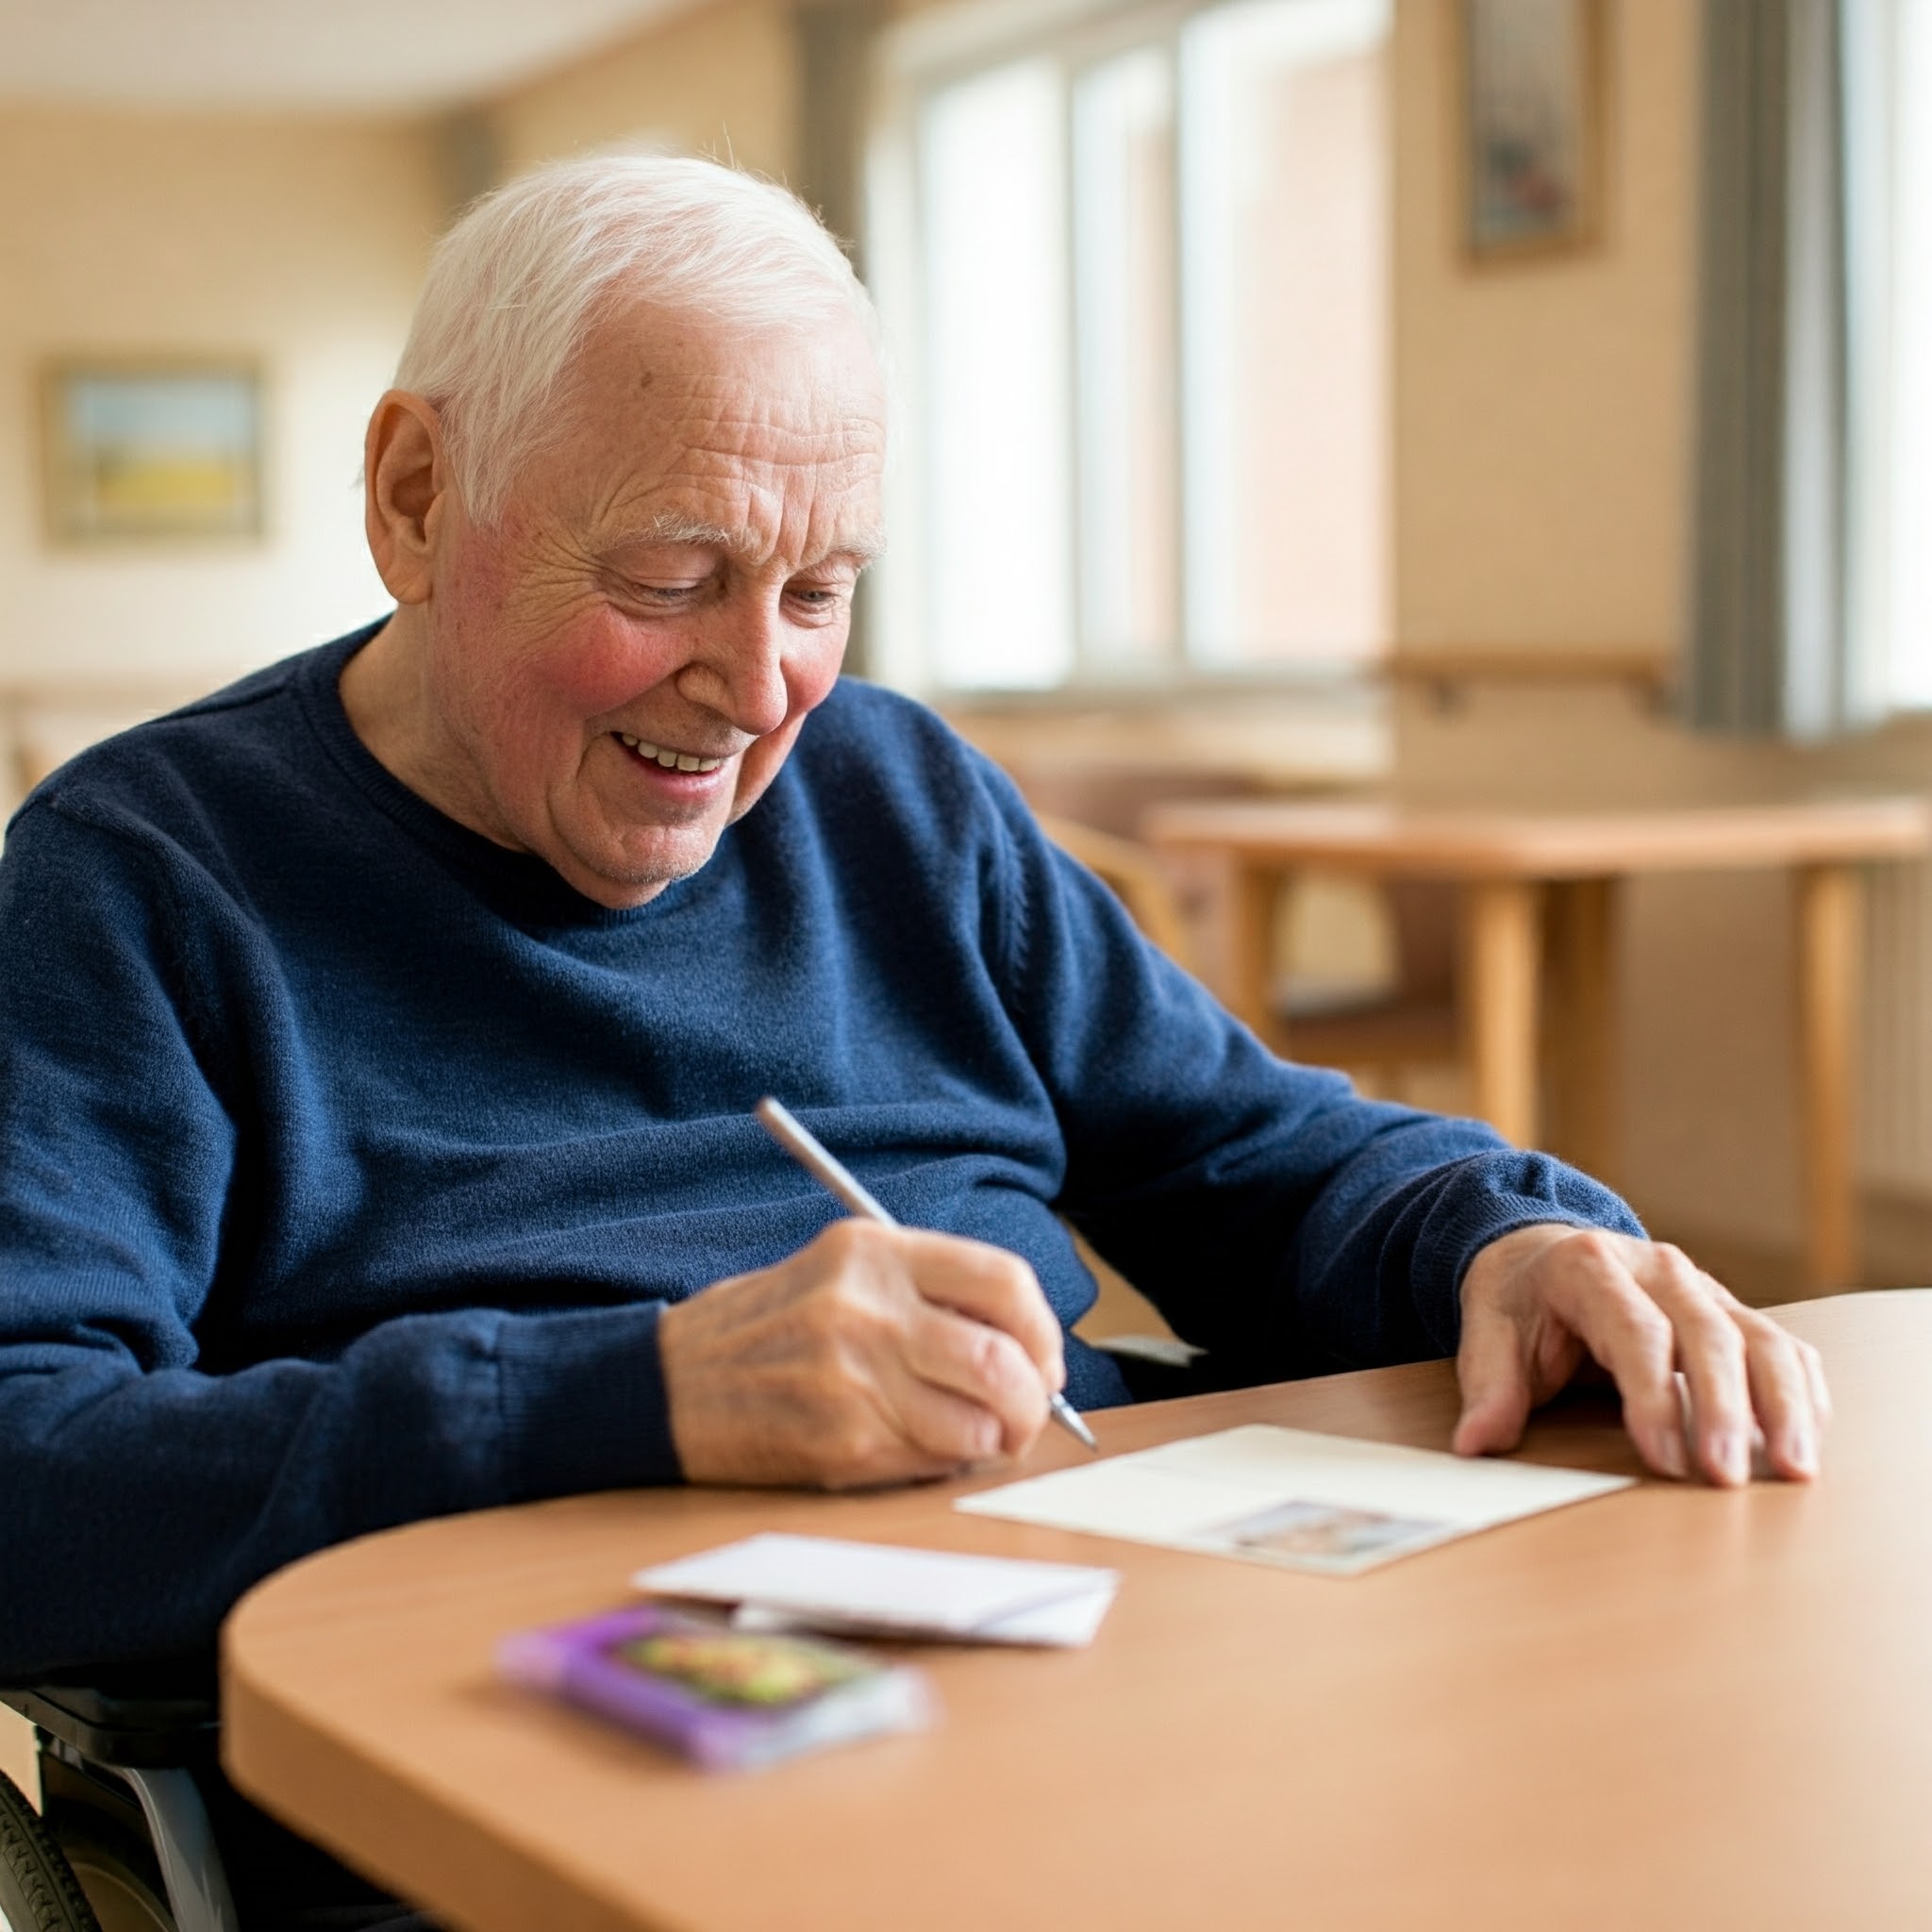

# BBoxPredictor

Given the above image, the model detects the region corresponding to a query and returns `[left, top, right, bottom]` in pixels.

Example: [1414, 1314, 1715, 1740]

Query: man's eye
[619, 581, 703, 606]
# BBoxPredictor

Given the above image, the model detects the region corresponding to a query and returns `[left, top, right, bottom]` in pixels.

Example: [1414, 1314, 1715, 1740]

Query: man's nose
[676, 592, 791, 737]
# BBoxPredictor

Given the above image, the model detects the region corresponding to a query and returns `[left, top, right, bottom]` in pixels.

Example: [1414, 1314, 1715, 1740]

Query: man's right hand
[658, 1219, 1067, 1488]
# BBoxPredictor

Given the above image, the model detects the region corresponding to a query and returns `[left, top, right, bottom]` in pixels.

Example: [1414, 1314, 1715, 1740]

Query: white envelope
[634, 1533, 1120, 1646]
[957, 1424, 1634, 1575]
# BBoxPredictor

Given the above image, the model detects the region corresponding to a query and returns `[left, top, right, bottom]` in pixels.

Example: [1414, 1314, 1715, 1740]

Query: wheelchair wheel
[0, 1769, 101, 1932]
[45, 1825, 173, 1932]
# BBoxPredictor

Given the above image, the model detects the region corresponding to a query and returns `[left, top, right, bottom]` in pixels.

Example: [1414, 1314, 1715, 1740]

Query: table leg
[1461, 879, 1542, 1148]
[1544, 877, 1623, 1188]
[1795, 863, 1862, 1290]
[1195, 855, 1288, 1051]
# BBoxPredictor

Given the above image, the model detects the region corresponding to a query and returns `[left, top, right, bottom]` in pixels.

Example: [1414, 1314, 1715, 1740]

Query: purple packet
[497, 1605, 935, 1773]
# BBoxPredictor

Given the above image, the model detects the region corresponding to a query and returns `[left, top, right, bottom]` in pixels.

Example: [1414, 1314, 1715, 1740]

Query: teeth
[617, 732, 724, 774]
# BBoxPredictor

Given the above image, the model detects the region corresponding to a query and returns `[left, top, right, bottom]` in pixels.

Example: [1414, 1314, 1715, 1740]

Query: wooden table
[1141, 799, 1932, 1289]
[223, 1291, 1932, 1932]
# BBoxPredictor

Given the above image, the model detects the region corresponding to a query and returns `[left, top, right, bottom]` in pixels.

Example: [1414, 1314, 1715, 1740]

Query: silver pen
[755, 1095, 1100, 1454]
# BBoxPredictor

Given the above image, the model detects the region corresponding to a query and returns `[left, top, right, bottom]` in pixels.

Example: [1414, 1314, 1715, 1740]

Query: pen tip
[1054, 1397, 1099, 1453]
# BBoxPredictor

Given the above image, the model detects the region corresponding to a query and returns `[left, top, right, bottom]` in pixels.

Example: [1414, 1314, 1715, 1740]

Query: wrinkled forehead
[527, 302, 890, 561]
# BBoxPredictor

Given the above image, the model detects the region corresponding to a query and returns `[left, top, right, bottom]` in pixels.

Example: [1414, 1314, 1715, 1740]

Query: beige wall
[1393, 0, 1697, 653]
[0, 107, 439, 715]
[1391, 0, 1932, 1272]
[488, 0, 800, 181]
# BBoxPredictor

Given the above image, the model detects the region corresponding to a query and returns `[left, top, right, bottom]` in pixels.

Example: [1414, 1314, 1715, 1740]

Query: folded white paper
[729, 1588, 1115, 1648]
[634, 1533, 1120, 1646]
[956, 1424, 1633, 1575]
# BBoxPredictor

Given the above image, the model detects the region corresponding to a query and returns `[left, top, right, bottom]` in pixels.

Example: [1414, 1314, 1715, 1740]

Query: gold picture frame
[41, 358, 265, 543]
[1458, 0, 1606, 264]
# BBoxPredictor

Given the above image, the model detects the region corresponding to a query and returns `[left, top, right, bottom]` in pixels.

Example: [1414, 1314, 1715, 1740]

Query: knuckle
[957, 1321, 1004, 1385]
[800, 1282, 852, 1339]
[815, 1218, 862, 1262]
[1561, 1228, 1621, 1272]
[997, 1248, 1041, 1294]
[1735, 1307, 1787, 1342]
[821, 1217, 892, 1266]
[1610, 1291, 1674, 1349]
[973, 1241, 1038, 1300]
[1681, 1306, 1748, 1366]
[823, 1268, 871, 1315]
[802, 1280, 880, 1353]
[821, 1413, 880, 1474]
[1699, 1273, 1745, 1312]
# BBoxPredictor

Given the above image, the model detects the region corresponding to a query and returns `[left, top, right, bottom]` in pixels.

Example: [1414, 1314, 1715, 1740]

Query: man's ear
[363, 391, 449, 606]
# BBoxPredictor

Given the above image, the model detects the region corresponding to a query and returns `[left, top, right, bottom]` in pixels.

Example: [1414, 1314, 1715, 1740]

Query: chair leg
[119, 1772, 237, 1932]
[1544, 876, 1623, 1189]
[1460, 880, 1542, 1147]
[1795, 863, 1862, 1290]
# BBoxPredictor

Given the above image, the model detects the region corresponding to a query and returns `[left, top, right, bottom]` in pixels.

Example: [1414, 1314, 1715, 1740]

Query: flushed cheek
[507, 604, 689, 721]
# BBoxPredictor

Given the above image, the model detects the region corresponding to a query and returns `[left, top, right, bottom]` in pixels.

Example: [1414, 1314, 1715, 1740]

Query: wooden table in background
[224, 1292, 1932, 1932]
[1141, 799, 1932, 1290]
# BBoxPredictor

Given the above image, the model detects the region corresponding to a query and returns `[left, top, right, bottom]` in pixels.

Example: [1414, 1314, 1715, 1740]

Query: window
[1883, 0, 1932, 708]
[875, 0, 1391, 692]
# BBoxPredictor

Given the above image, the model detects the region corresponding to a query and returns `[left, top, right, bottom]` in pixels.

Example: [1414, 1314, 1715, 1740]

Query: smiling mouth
[616, 732, 729, 774]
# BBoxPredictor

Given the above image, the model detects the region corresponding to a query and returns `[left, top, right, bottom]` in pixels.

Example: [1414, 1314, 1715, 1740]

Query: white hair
[392, 154, 880, 524]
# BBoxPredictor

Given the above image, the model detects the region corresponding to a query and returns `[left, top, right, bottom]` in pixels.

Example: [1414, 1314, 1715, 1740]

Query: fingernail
[1654, 1428, 1689, 1480]
[1780, 1422, 1817, 1477]
[1709, 1429, 1749, 1486]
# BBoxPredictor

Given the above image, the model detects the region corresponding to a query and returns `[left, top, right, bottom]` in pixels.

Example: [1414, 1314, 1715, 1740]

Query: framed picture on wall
[1458, 0, 1604, 262]
[41, 359, 264, 542]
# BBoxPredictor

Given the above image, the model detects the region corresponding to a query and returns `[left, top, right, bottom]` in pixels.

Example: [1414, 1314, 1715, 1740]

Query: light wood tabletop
[1141, 799, 1932, 1289]
[1139, 796, 1932, 875]
[223, 1291, 1932, 1932]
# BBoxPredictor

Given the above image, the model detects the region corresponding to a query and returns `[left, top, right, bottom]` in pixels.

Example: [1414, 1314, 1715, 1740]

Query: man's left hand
[1453, 1224, 1830, 1485]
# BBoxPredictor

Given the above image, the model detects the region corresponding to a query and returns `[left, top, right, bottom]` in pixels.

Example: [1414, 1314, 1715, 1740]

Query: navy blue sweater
[0, 627, 1640, 1676]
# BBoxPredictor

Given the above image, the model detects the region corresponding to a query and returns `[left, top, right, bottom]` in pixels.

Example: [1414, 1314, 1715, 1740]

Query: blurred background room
[7, 0, 1932, 1309]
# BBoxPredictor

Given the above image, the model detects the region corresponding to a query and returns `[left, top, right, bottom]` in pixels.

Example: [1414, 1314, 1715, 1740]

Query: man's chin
[552, 824, 727, 910]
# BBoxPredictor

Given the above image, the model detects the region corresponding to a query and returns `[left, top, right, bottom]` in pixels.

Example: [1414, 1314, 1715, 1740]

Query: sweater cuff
[493, 1301, 683, 1501]
[1409, 1152, 1647, 1358]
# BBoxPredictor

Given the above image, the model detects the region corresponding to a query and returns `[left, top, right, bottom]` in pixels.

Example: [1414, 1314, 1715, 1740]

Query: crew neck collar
[291, 622, 693, 930]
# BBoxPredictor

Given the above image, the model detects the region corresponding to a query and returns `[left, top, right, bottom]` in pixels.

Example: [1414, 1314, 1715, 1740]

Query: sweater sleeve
[0, 804, 678, 1680]
[973, 768, 1644, 1383]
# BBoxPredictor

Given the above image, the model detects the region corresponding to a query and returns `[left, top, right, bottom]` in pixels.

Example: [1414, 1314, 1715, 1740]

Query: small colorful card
[497, 1604, 935, 1773]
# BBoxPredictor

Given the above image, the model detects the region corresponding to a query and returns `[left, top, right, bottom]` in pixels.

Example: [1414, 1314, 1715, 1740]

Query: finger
[1797, 1336, 1833, 1424]
[899, 1301, 1050, 1457]
[1541, 1238, 1689, 1479]
[893, 1229, 1065, 1388]
[874, 1365, 1020, 1471]
[1631, 1251, 1755, 1486]
[1737, 1307, 1824, 1480]
[1451, 1295, 1535, 1457]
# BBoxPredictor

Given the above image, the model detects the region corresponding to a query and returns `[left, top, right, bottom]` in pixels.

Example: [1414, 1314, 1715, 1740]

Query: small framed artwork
[1458, 0, 1605, 263]
[41, 359, 264, 542]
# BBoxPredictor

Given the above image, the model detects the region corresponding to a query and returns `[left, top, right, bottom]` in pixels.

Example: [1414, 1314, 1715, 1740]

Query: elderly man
[0, 153, 1824, 1919]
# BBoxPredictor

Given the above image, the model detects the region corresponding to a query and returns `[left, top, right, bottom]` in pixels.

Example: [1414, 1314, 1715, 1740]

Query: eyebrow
[633, 511, 886, 570]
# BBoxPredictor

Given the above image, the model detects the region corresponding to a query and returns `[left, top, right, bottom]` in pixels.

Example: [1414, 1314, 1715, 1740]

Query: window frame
[866, 0, 1392, 700]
